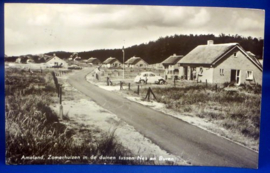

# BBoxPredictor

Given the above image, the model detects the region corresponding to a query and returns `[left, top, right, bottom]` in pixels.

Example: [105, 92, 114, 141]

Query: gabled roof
[246, 51, 255, 57]
[87, 57, 101, 63]
[103, 57, 120, 64]
[45, 55, 66, 63]
[179, 43, 238, 65]
[178, 43, 262, 71]
[20, 56, 33, 63]
[43, 55, 54, 62]
[162, 54, 183, 65]
[125, 56, 147, 65]
[245, 51, 263, 67]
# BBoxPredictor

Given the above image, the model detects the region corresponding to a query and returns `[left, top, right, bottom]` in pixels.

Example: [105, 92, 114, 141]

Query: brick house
[178, 40, 263, 85]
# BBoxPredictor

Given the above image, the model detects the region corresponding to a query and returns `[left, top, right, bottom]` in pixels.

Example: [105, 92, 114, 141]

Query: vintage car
[134, 72, 166, 84]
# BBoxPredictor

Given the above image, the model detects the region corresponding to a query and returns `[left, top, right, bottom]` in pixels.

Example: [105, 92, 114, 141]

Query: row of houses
[161, 40, 263, 85]
[15, 54, 69, 68]
[100, 56, 149, 68]
[14, 40, 263, 85]
[88, 40, 263, 85]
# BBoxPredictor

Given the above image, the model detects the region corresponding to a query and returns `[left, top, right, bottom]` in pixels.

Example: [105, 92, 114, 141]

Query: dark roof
[43, 55, 54, 62]
[125, 56, 146, 65]
[246, 51, 255, 57]
[44, 55, 67, 64]
[179, 43, 238, 65]
[20, 56, 33, 63]
[161, 54, 183, 65]
[103, 57, 120, 64]
[179, 42, 262, 71]
[87, 57, 101, 63]
[246, 52, 263, 68]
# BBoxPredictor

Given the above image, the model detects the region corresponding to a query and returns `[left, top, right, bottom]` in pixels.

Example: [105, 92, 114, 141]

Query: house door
[190, 67, 196, 80]
[183, 67, 188, 80]
[230, 70, 241, 85]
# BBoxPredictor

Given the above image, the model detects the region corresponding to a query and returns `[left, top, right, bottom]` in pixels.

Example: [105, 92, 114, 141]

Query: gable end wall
[213, 48, 262, 85]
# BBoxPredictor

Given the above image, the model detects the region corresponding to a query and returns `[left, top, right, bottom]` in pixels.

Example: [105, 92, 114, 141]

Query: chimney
[207, 40, 214, 45]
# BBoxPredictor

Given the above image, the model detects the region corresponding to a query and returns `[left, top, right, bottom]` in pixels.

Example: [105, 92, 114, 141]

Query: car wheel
[159, 79, 165, 84]
[140, 80, 146, 84]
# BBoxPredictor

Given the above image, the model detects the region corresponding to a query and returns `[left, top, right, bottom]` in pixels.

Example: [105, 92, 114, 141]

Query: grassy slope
[5, 69, 136, 165]
[137, 84, 261, 143]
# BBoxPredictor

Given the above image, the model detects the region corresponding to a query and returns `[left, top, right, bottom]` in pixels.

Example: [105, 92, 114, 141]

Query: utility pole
[122, 46, 125, 79]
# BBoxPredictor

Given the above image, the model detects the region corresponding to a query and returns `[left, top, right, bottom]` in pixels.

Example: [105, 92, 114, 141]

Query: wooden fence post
[59, 85, 63, 120]
[120, 81, 123, 90]
[128, 83, 131, 90]
[147, 88, 150, 101]
[144, 87, 157, 101]
[52, 71, 59, 94]
[58, 83, 60, 97]
[60, 86, 62, 104]
[107, 77, 110, 86]
[137, 85, 140, 95]
[206, 79, 208, 87]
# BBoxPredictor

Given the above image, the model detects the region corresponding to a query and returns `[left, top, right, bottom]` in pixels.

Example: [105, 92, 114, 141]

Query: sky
[4, 3, 265, 56]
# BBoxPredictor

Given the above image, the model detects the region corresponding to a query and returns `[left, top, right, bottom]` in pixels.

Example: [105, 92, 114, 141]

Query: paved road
[67, 68, 258, 168]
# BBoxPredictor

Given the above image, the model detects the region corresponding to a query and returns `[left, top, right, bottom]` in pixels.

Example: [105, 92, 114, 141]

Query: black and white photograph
[4, 3, 265, 168]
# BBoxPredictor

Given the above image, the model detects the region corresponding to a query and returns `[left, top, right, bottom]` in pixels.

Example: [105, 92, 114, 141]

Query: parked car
[68, 64, 82, 70]
[134, 72, 166, 84]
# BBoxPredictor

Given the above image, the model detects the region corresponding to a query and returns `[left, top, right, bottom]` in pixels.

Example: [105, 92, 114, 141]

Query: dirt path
[67, 68, 258, 168]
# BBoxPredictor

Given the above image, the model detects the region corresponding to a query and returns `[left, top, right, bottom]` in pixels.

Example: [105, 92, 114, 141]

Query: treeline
[6, 34, 264, 64]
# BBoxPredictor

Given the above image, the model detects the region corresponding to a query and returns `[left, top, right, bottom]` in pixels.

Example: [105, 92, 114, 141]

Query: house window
[220, 69, 224, 76]
[246, 71, 253, 80]
[234, 52, 237, 57]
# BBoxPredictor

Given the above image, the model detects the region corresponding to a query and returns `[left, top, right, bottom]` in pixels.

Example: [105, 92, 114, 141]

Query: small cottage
[125, 56, 148, 68]
[178, 40, 263, 85]
[87, 57, 101, 65]
[15, 57, 22, 63]
[161, 54, 183, 79]
[102, 57, 122, 68]
[19, 56, 34, 64]
[26, 59, 34, 64]
[45, 54, 68, 68]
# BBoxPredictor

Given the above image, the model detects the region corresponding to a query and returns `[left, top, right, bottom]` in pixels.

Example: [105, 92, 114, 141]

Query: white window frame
[220, 69, 224, 76]
[236, 70, 241, 85]
[246, 71, 254, 80]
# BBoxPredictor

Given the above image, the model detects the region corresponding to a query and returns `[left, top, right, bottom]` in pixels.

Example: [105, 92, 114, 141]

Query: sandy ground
[50, 71, 189, 165]
[6, 62, 48, 69]
[86, 72, 259, 152]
